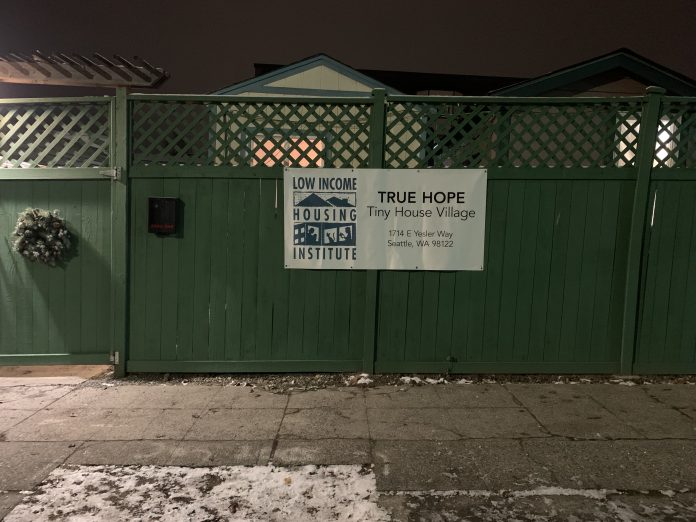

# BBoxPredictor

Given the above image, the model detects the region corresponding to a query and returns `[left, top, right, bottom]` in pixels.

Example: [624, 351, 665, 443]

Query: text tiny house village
[284, 168, 487, 271]
[368, 190, 477, 222]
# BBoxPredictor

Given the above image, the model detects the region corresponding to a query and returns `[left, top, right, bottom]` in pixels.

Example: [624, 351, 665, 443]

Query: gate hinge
[100, 167, 122, 180]
[110, 351, 120, 365]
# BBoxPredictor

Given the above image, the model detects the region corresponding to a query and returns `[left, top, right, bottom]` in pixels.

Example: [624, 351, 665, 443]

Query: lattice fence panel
[654, 100, 696, 168]
[131, 100, 372, 168]
[385, 101, 643, 168]
[0, 102, 111, 168]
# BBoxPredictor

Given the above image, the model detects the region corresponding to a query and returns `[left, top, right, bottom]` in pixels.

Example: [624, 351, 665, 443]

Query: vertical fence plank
[644, 183, 680, 363]
[558, 181, 589, 362]
[192, 179, 213, 360]
[129, 181, 149, 360]
[544, 182, 572, 361]
[512, 182, 541, 361]
[79, 181, 99, 354]
[677, 193, 696, 365]
[240, 179, 260, 360]
[269, 180, 290, 361]
[419, 272, 440, 360]
[13, 183, 34, 355]
[159, 179, 180, 360]
[497, 182, 525, 362]
[0, 184, 18, 354]
[589, 181, 623, 362]
[620, 87, 665, 374]
[0, 181, 19, 355]
[390, 273, 410, 361]
[208, 179, 229, 361]
[663, 183, 695, 364]
[463, 187, 494, 363]
[112, 89, 128, 374]
[607, 183, 634, 362]
[574, 182, 604, 362]
[224, 180, 245, 361]
[175, 179, 197, 361]
[331, 271, 352, 360]
[143, 179, 165, 361]
[363, 88, 385, 372]
[435, 272, 456, 364]
[96, 180, 112, 354]
[348, 272, 366, 361]
[30, 183, 51, 354]
[450, 272, 471, 363]
[404, 273, 424, 361]
[286, 270, 306, 361]
[317, 271, 337, 360]
[527, 182, 556, 362]
[255, 179, 277, 361]
[482, 182, 509, 358]
[63, 182, 83, 356]
[301, 271, 320, 359]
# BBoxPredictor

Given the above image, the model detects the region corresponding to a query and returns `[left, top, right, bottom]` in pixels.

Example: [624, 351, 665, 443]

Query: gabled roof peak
[215, 53, 401, 96]
[491, 48, 696, 96]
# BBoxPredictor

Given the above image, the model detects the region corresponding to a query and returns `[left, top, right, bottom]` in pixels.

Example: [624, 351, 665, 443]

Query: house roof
[214, 54, 402, 96]
[490, 48, 696, 96]
[252, 62, 525, 96]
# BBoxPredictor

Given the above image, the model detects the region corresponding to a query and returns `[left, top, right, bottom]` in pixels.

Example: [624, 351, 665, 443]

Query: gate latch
[100, 167, 122, 180]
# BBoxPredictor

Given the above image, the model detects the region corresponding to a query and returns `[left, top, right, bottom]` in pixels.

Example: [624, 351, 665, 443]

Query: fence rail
[1, 92, 694, 173]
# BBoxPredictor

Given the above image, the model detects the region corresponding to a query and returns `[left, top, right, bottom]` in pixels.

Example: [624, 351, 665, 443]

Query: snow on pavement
[6, 464, 390, 521]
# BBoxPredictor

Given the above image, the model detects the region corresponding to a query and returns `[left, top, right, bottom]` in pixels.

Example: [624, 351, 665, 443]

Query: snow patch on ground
[510, 486, 618, 499]
[345, 373, 374, 386]
[387, 487, 621, 500]
[398, 376, 451, 385]
[611, 379, 637, 386]
[400, 376, 423, 385]
[6, 465, 389, 522]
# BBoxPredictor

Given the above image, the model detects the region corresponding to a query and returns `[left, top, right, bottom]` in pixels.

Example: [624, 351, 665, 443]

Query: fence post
[111, 87, 129, 377]
[363, 89, 386, 373]
[619, 86, 665, 375]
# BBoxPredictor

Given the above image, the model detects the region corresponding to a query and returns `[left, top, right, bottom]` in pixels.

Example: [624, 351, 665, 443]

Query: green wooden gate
[125, 95, 378, 372]
[372, 96, 646, 373]
[633, 98, 696, 373]
[1, 89, 695, 374]
[128, 176, 369, 372]
[0, 98, 115, 365]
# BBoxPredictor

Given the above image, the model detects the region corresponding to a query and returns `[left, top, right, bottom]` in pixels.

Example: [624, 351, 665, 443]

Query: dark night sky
[0, 0, 694, 97]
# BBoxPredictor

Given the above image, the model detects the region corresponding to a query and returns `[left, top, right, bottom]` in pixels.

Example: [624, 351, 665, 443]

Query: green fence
[0, 98, 114, 364]
[633, 97, 696, 373]
[1, 89, 695, 373]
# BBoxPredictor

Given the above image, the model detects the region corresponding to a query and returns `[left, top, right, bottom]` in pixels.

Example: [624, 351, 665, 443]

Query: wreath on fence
[11, 208, 71, 266]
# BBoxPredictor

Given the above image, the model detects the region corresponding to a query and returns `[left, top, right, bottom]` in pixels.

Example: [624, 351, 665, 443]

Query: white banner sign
[284, 168, 487, 271]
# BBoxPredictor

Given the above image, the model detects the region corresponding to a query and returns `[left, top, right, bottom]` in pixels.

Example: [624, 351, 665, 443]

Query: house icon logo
[293, 222, 356, 246]
[290, 181, 358, 262]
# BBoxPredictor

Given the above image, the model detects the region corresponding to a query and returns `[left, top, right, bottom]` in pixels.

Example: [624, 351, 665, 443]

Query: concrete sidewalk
[0, 379, 695, 519]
